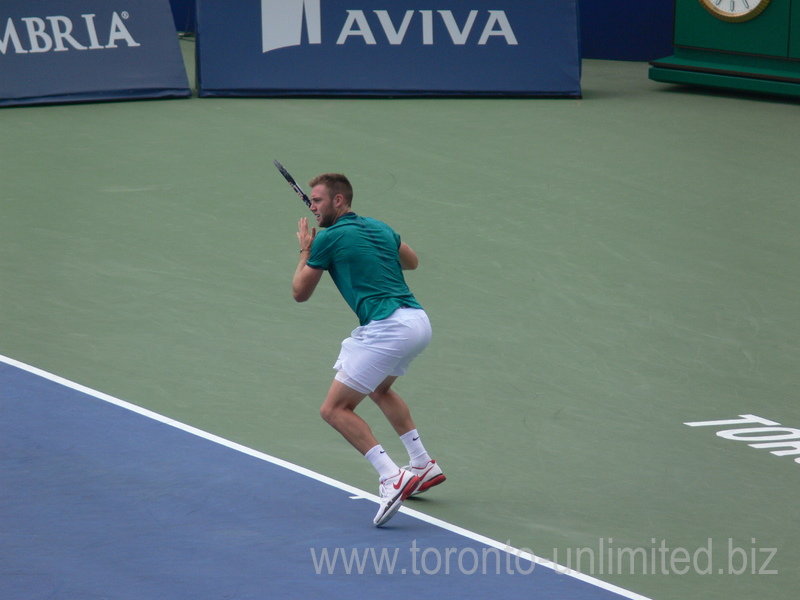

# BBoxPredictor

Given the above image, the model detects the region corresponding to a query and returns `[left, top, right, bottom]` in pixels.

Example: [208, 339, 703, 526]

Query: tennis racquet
[273, 159, 311, 209]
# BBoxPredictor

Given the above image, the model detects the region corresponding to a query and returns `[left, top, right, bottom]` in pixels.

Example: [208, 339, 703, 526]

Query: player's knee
[320, 404, 334, 424]
[320, 403, 346, 425]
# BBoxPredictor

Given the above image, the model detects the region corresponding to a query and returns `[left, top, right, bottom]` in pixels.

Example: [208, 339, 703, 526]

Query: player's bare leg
[320, 379, 418, 524]
[368, 376, 416, 436]
[319, 379, 376, 454]
[370, 376, 446, 496]
[320, 378, 419, 525]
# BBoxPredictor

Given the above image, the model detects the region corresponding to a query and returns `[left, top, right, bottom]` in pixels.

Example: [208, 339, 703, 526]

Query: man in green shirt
[293, 173, 445, 526]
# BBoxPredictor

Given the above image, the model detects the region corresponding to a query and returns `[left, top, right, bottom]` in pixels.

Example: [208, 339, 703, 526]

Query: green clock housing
[650, 0, 800, 97]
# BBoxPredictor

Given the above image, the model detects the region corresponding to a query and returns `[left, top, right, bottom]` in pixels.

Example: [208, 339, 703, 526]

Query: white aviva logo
[262, 0, 321, 53]
[261, 0, 517, 54]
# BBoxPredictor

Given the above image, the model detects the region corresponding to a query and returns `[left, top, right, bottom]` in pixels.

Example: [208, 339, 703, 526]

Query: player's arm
[293, 217, 324, 302]
[293, 261, 323, 302]
[398, 242, 418, 271]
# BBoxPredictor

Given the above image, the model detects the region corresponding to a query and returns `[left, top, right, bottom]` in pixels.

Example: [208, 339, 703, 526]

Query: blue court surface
[0, 357, 650, 599]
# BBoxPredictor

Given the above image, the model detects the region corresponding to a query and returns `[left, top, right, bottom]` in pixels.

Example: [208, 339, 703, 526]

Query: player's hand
[297, 217, 316, 253]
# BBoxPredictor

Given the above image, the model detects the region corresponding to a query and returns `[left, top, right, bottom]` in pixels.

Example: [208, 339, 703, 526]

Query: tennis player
[292, 173, 445, 526]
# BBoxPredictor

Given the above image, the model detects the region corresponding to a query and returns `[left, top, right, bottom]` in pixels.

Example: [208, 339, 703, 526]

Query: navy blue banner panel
[196, 0, 581, 97]
[0, 0, 190, 107]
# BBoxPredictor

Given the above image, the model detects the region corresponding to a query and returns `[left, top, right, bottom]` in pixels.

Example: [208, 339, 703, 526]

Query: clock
[650, 0, 800, 97]
[698, 0, 771, 23]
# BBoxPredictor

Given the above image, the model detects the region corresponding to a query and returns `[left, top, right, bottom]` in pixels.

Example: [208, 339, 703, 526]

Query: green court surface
[2, 43, 799, 600]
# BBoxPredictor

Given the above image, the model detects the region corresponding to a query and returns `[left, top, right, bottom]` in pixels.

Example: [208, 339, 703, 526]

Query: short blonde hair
[309, 173, 353, 205]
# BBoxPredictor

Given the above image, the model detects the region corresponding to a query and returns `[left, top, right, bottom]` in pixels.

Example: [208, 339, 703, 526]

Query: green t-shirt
[306, 212, 422, 325]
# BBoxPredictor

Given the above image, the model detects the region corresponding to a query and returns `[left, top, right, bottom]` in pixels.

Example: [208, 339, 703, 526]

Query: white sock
[365, 445, 400, 481]
[400, 429, 431, 468]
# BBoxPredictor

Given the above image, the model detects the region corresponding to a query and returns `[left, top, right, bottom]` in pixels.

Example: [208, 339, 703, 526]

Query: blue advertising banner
[196, 0, 581, 97]
[0, 0, 190, 107]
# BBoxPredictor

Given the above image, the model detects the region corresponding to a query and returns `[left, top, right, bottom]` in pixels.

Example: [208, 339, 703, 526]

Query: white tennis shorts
[334, 308, 432, 394]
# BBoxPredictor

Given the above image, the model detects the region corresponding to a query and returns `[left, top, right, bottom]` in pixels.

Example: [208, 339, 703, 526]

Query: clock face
[699, 0, 771, 22]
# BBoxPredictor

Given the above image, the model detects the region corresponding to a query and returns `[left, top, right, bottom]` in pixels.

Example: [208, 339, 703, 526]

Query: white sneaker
[403, 460, 446, 496]
[373, 470, 420, 526]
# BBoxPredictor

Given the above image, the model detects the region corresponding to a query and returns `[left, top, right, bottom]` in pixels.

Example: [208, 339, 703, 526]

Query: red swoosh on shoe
[392, 472, 407, 490]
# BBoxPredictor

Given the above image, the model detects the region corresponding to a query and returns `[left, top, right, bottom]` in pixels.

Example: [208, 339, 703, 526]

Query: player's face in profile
[310, 185, 339, 228]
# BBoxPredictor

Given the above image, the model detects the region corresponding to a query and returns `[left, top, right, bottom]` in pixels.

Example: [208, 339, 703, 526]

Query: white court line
[1, 354, 652, 600]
